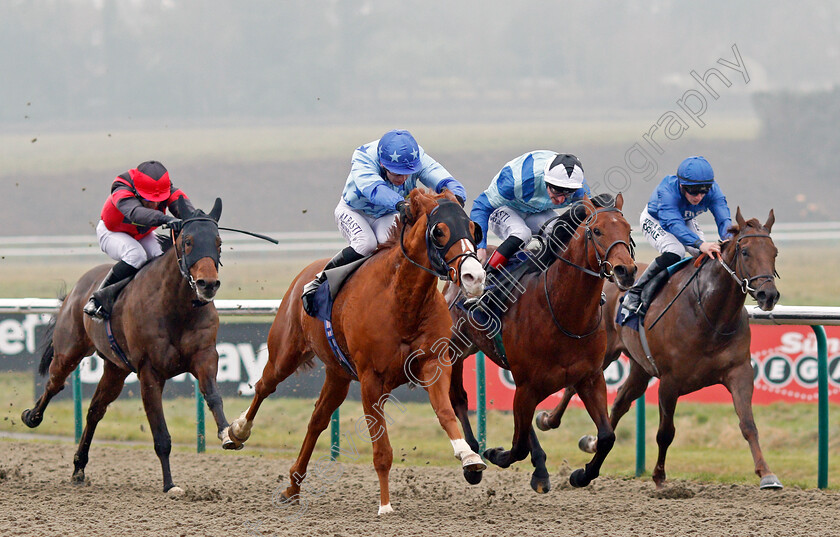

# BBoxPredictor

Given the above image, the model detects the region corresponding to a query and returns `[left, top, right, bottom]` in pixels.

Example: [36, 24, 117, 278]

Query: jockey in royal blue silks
[470, 151, 590, 274]
[300, 129, 468, 316]
[623, 155, 733, 315]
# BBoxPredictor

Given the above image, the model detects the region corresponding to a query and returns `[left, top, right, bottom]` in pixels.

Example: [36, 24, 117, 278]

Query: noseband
[399, 200, 480, 283]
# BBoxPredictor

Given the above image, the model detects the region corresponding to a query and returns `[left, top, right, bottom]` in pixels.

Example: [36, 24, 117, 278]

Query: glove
[454, 195, 465, 208]
[396, 200, 412, 223]
[163, 218, 183, 233]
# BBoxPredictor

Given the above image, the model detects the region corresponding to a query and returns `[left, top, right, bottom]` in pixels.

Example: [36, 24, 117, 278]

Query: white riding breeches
[640, 206, 704, 257]
[96, 220, 163, 268]
[488, 206, 560, 244]
[334, 199, 398, 256]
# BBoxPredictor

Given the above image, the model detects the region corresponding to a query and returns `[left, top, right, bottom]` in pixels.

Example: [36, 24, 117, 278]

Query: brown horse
[537, 208, 782, 489]
[223, 189, 486, 515]
[23, 199, 234, 494]
[448, 194, 637, 493]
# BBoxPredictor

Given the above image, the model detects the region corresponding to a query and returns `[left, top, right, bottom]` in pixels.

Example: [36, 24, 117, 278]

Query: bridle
[399, 199, 480, 284]
[714, 233, 778, 295]
[544, 204, 635, 339]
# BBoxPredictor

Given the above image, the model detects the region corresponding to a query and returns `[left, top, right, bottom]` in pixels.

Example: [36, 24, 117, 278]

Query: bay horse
[223, 189, 487, 515]
[448, 193, 637, 493]
[23, 199, 235, 494]
[537, 208, 782, 489]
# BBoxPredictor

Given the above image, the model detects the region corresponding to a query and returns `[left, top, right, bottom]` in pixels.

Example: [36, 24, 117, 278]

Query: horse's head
[172, 197, 223, 303]
[555, 193, 637, 289]
[403, 189, 485, 297]
[722, 207, 780, 311]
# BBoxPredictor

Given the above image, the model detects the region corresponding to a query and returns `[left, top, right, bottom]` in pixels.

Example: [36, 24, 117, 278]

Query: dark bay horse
[223, 189, 486, 515]
[537, 208, 782, 489]
[23, 199, 234, 494]
[448, 194, 637, 493]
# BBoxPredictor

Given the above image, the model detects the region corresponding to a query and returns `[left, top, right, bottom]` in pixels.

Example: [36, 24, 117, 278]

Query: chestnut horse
[448, 194, 637, 493]
[23, 199, 235, 494]
[223, 189, 486, 515]
[537, 208, 782, 489]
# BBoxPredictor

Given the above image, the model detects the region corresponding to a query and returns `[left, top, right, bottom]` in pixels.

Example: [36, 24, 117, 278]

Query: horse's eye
[433, 226, 445, 240]
[184, 239, 192, 248]
[741, 249, 749, 257]
[593, 228, 602, 236]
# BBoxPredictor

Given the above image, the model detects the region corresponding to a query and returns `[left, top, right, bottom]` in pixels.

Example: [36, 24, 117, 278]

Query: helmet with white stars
[377, 130, 422, 175]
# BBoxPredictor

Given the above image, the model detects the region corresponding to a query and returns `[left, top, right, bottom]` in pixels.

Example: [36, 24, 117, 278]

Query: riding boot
[301, 246, 365, 317]
[622, 252, 681, 315]
[83, 261, 139, 320]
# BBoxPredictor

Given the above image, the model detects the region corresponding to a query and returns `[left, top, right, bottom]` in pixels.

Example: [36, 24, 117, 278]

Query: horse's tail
[36, 289, 65, 376]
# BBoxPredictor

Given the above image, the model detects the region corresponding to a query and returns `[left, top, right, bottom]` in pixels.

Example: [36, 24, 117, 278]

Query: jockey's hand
[699, 241, 721, 257]
[163, 218, 183, 233]
[477, 248, 487, 263]
[396, 200, 412, 223]
[454, 195, 465, 207]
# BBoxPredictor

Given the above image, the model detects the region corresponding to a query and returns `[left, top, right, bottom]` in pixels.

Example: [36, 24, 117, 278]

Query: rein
[544, 205, 633, 339]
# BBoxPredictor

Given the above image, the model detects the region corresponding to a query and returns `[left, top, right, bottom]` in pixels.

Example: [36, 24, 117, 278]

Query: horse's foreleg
[724, 363, 783, 489]
[484, 386, 538, 469]
[191, 350, 232, 447]
[420, 358, 486, 475]
[570, 372, 615, 488]
[527, 426, 550, 493]
[71, 360, 129, 485]
[448, 354, 483, 485]
[535, 387, 575, 431]
[138, 368, 180, 495]
[282, 368, 350, 504]
[652, 381, 679, 489]
[359, 374, 394, 515]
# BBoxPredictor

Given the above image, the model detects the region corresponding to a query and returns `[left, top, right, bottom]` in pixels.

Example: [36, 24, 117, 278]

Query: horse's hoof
[535, 411, 552, 431]
[578, 435, 597, 454]
[21, 408, 42, 428]
[461, 452, 486, 472]
[71, 469, 85, 485]
[759, 474, 783, 490]
[569, 468, 591, 488]
[482, 447, 505, 467]
[221, 426, 246, 450]
[530, 473, 551, 494]
[378, 503, 394, 515]
[463, 468, 483, 485]
[165, 486, 184, 496]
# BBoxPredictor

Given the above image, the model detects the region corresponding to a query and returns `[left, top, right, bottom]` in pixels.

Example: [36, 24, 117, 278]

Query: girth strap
[105, 319, 137, 373]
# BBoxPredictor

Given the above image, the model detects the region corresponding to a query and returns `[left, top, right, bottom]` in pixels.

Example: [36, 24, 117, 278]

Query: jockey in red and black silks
[84, 160, 195, 319]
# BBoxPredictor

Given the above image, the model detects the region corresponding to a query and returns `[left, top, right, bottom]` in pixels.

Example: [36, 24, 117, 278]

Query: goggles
[682, 184, 712, 196]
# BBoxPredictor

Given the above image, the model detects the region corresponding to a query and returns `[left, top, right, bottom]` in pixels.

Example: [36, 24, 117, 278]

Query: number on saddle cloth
[308, 257, 368, 322]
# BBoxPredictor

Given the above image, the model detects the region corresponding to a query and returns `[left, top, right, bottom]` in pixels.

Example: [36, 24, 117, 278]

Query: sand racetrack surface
[1, 440, 837, 537]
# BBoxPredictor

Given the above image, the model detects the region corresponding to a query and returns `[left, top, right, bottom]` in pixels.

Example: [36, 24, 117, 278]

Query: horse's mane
[722, 217, 764, 254]
[376, 190, 454, 252]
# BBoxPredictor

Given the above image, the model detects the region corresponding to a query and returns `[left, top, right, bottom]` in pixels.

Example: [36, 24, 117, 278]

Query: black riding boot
[301, 246, 365, 317]
[83, 261, 139, 320]
[622, 252, 681, 315]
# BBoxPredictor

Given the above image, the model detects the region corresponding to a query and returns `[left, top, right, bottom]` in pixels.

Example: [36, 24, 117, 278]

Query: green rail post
[812, 325, 828, 489]
[330, 408, 340, 460]
[476, 352, 487, 454]
[72, 367, 82, 443]
[194, 378, 205, 453]
[635, 393, 645, 477]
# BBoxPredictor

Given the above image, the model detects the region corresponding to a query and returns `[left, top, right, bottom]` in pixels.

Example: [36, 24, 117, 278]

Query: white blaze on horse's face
[457, 238, 485, 297]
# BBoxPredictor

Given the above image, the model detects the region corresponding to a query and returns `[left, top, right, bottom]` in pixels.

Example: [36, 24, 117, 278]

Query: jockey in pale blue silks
[470, 151, 590, 273]
[623, 155, 733, 314]
[301, 129, 467, 316]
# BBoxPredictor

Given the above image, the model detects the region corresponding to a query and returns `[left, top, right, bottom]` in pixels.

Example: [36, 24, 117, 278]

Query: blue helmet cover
[676, 156, 714, 185]
[377, 130, 422, 175]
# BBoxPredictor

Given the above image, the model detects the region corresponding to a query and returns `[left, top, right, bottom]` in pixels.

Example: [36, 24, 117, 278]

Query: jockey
[83, 161, 194, 319]
[623, 155, 733, 315]
[301, 129, 467, 316]
[470, 151, 590, 273]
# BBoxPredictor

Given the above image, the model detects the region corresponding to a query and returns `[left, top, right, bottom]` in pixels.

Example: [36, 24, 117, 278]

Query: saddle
[616, 256, 693, 330]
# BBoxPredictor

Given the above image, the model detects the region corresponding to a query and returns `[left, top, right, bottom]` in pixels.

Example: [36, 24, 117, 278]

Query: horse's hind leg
[22, 316, 91, 428]
[724, 362, 782, 489]
[569, 372, 615, 488]
[448, 350, 483, 485]
[527, 426, 550, 493]
[535, 387, 575, 431]
[72, 360, 129, 484]
[138, 367, 180, 494]
[281, 368, 350, 506]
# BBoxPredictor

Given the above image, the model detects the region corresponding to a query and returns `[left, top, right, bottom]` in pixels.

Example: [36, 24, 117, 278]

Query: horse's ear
[764, 208, 775, 232]
[173, 196, 190, 217]
[615, 192, 624, 211]
[735, 206, 746, 229]
[209, 198, 222, 222]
